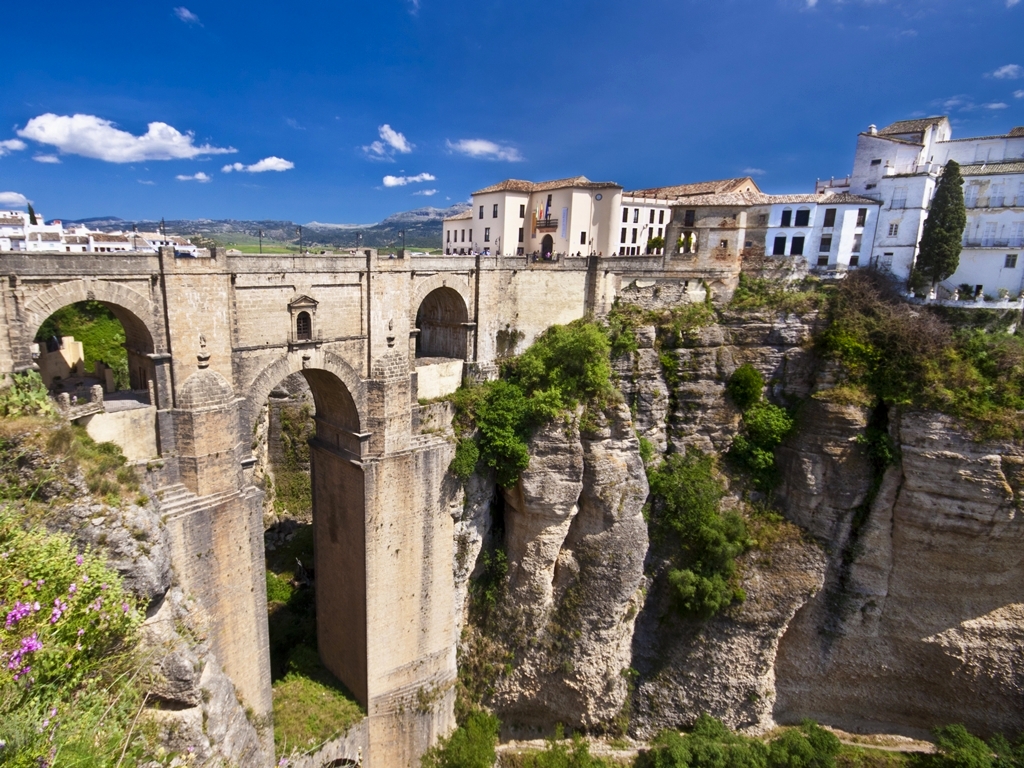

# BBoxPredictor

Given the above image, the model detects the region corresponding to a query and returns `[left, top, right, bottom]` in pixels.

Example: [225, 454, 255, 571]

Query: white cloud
[0, 192, 30, 206]
[221, 156, 294, 173]
[805, 0, 818, 7]
[33, 154, 60, 164]
[285, 118, 305, 130]
[176, 172, 211, 182]
[445, 138, 523, 162]
[174, 7, 201, 24]
[138, 180, 156, 185]
[989, 64, 1023, 79]
[17, 113, 235, 163]
[0, 139, 27, 157]
[413, 189, 438, 196]
[984, 102, 1009, 109]
[743, 167, 766, 176]
[382, 173, 435, 187]
[362, 124, 413, 160]
[1014, 90, 1024, 98]
[1008, 0, 1020, 8]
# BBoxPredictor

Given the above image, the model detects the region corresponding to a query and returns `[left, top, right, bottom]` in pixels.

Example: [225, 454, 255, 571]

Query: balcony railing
[966, 198, 1023, 209]
[963, 239, 1024, 248]
[535, 218, 559, 230]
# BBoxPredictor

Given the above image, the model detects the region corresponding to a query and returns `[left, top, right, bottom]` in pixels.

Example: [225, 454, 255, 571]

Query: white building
[848, 117, 1024, 297]
[764, 192, 879, 271]
[443, 176, 623, 258]
[619, 178, 760, 255]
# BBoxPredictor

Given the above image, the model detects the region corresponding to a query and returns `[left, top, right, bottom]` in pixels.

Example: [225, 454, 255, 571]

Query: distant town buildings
[0, 210, 200, 255]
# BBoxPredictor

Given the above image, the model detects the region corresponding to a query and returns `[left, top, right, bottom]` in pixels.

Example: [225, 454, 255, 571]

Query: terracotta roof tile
[877, 117, 946, 136]
[960, 160, 1024, 176]
[626, 177, 760, 199]
[473, 176, 621, 195]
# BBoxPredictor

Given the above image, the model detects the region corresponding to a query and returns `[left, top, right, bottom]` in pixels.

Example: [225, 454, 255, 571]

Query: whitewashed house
[848, 117, 1024, 297]
[764, 193, 879, 271]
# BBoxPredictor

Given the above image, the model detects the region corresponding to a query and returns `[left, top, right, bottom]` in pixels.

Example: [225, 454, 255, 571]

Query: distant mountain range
[61, 203, 471, 250]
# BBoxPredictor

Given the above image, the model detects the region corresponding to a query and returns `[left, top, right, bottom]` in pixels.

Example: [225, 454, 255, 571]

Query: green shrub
[450, 438, 481, 480]
[768, 721, 841, 768]
[727, 365, 765, 411]
[510, 725, 618, 767]
[932, 725, 994, 768]
[421, 709, 499, 768]
[0, 371, 56, 418]
[35, 301, 130, 390]
[728, 402, 794, 492]
[648, 451, 749, 618]
[266, 570, 294, 603]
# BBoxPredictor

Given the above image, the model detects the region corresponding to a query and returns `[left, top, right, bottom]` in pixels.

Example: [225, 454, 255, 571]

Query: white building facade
[0, 210, 199, 256]
[764, 193, 879, 271]
[848, 117, 1024, 297]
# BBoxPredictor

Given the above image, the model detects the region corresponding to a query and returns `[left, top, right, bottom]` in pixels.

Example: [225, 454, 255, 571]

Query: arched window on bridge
[296, 311, 312, 341]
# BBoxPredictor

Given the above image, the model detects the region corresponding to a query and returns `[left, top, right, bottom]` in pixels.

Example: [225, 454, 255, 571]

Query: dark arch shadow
[415, 286, 469, 360]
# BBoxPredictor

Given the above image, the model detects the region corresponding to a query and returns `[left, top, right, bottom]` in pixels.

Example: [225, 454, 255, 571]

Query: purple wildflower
[75, 555, 83, 566]
[5, 601, 33, 629]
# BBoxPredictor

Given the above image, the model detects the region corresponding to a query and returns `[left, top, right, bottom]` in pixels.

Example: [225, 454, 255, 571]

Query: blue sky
[1, 0, 1022, 223]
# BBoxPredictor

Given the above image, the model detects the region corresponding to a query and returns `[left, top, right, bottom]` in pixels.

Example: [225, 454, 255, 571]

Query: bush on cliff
[450, 320, 615, 487]
[420, 709, 499, 768]
[647, 451, 750, 618]
[820, 270, 1024, 439]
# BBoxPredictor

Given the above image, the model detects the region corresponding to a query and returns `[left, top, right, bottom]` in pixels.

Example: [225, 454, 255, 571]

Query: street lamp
[398, 229, 405, 258]
[296, 226, 303, 254]
[258, 229, 263, 254]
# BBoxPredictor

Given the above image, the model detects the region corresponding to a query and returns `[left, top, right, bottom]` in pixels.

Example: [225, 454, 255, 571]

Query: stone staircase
[155, 483, 238, 522]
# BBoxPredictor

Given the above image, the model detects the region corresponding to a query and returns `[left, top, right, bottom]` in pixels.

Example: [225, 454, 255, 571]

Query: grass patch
[729, 273, 831, 314]
[272, 646, 364, 757]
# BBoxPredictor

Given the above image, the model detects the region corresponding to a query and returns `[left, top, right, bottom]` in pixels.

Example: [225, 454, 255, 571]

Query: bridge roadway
[0, 245, 722, 765]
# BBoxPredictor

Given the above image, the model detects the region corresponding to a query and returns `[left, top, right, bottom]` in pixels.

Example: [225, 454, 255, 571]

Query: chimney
[868, 124, 878, 135]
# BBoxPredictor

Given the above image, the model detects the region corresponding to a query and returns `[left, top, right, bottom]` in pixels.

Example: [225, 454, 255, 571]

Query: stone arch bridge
[0, 246, 711, 766]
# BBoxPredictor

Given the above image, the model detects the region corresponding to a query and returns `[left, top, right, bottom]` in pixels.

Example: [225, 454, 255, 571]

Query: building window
[446, 230, 450, 242]
[870, 159, 882, 166]
[852, 233, 862, 253]
[817, 254, 829, 266]
[982, 222, 997, 247]
[484, 227, 490, 242]
[649, 209, 655, 224]
[791, 236, 805, 256]
[461, 229, 465, 242]
[479, 206, 484, 219]
[684, 210, 695, 227]
[888, 223, 899, 237]
[631, 228, 638, 244]
[621, 228, 627, 244]
[819, 235, 832, 252]
[518, 227, 524, 243]
[965, 185, 981, 208]
[659, 210, 665, 224]
[991, 185, 1005, 208]
[823, 208, 837, 228]
[633, 209, 639, 223]
[579, 231, 587, 246]
[657, 227, 662, 237]
[519, 204, 525, 217]
[493, 204, 499, 218]
[781, 209, 792, 227]
[850, 254, 859, 267]
[296, 311, 312, 341]
[469, 229, 472, 243]
[795, 209, 810, 227]
[891, 187, 908, 210]
[720, 239, 728, 248]
[773, 236, 787, 256]
[1005, 254, 1018, 269]
[758, 214, 768, 226]
[856, 208, 867, 227]
[1011, 223, 1024, 248]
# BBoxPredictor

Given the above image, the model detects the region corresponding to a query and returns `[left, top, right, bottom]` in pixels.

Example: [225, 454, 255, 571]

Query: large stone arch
[21, 278, 161, 357]
[412, 277, 472, 360]
[410, 273, 472, 318]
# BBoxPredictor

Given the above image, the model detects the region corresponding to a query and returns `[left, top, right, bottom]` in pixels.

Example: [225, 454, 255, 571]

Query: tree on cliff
[915, 160, 967, 288]
[27, 203, 37, 225]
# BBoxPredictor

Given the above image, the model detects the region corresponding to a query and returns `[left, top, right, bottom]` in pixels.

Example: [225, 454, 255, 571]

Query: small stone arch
[414, 287, 470, 360]
[410, 274, 472, 323]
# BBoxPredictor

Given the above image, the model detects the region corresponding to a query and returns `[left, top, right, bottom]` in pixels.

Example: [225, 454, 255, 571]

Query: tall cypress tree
[27, 203, 37, 226]
[915, 160, 967, 287]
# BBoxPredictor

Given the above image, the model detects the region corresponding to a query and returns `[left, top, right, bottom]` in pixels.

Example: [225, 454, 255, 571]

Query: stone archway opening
[32, 299, 160, 460]
[258, 366, 368, 749]
[414, 287, 469, 400]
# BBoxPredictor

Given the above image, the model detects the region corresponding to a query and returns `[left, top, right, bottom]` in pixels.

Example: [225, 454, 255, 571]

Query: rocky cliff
[458, 304, 1024, 740]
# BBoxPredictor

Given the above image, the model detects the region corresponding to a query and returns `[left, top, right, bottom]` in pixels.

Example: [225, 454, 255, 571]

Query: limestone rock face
[613, 326, 670, 455]
[493, 404, 648, 732]
[774, 409, 1024, 737]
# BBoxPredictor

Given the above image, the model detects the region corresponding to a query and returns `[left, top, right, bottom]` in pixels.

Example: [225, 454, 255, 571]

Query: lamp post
[258, 229, 263, 254]
[399, 229, 405, 258]
[296, 226, 303, 254]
